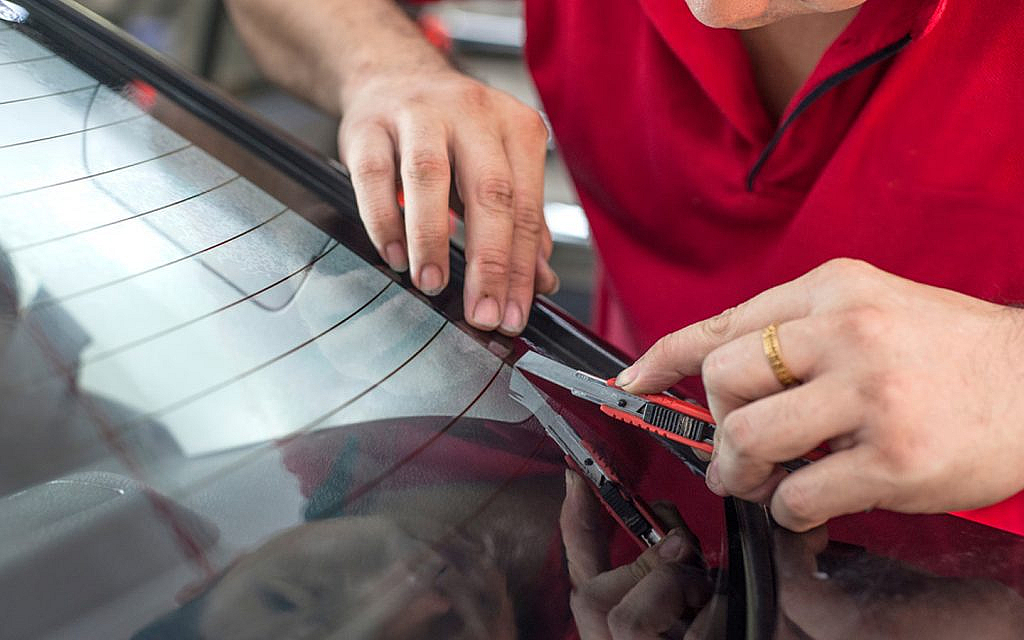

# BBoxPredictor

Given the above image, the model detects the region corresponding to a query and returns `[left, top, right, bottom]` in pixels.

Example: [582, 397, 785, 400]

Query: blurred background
[77, 0, 596, 323]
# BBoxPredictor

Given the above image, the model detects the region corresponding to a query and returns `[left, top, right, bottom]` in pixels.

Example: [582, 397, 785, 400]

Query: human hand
[338, 66, 557, 335]
[615, 258, 1024, 531]
[561, 469, 713, 639]
[774, 526, 1024, 639]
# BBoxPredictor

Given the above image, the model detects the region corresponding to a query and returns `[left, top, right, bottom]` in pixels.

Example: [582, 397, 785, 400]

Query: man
[225, 0, 1024, 579]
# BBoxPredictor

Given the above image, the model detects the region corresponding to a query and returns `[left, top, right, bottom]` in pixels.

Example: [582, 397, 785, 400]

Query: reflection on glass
[0, 22, 572, 640]
[774, 526, 1024, 639]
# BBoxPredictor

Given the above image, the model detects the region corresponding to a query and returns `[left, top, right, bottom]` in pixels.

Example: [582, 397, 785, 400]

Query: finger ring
[761, 323, 801, 388]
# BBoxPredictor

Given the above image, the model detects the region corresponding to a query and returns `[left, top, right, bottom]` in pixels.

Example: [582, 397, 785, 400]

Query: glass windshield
[0, 14, 579, 639]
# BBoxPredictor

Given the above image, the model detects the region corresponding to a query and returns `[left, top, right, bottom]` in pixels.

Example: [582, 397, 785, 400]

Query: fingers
[608, 562, 711, 640]
[650, 502, 686, 535]
[572, 529, 705, 640]
[561, 473, 712, 640]
[453, 126, 517, 330]
[341, 74, 552, 333]
[617, 277, 818, 394]
[341, 123, 406, 272]
[769, 447, 884, 531]
[396, 117, 453, 296]
[711, 376, 860, 499]
[700, 319, 818, 421]
[497, 119, 547, 335]
[561, 469, 611, 587]
[535, 250, 560, 295]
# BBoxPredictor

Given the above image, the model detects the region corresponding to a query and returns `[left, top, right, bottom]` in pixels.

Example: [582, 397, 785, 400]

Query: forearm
[225, 0, 450, 115]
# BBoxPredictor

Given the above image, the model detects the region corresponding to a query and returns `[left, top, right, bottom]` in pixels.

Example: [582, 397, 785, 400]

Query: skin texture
[737, 6, 859, 119]
[225, 0, 557, 336]
[685, 0, 866, 29]
[616, 259, 1024, 532]
[225, 0, 864, 335]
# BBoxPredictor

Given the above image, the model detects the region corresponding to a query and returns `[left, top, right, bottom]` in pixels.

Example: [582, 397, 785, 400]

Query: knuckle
[507, 257, 535, 289]
[571, 584, 602, 616]
[403, 151, 449, 186]
[720, 411, 759, 457]
[775, 480, 819, 525]
[516, 108, 549, 141]
[407, 220, 449, 247]
[476, 175, 516, 213]
[459, 82, 493, 109]
[471, 247, 512, 282]
[702, 307, 736, 340]
[514, 198, 545, 233]
[818, 257, 872, 280]
[700, 346, 730, 388]
[627, 555, 656, 583]
[837, 306, 889, 348]
[813, 258, 879, 299]
[607, 603, 645, 638]
[352, 156, 394, 183]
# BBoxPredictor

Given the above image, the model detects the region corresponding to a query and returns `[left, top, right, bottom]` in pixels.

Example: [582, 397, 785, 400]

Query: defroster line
[24, 204, 289, 310]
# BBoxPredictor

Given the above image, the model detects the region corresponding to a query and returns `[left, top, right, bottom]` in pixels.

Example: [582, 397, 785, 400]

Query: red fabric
[523, 0, 1024, 536]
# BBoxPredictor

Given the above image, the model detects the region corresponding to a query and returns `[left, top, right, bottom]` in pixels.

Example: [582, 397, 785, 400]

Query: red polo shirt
[523, 0, 1024, 535]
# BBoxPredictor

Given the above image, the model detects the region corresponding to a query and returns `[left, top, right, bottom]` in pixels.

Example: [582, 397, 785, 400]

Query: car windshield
[0, 10, 587, 639]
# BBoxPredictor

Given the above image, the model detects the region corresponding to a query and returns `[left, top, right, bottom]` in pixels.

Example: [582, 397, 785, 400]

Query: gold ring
[762, 323, 801, 388]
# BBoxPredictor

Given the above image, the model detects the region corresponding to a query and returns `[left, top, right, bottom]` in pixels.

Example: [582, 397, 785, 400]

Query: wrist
[334, 20, 451, 113]
[338, 51, 451, 111]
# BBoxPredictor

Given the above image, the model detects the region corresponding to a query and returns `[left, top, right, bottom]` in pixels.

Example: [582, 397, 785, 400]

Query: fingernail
[500, 302, 524, 334]
[471, 296, 501, 329]
[547, 272, 561, 296]
[657, 529, 684, 561]
[706, 460, 724, 496]
[384, 242, 408, 273]
[419, 264, 444, 295]
[615, 366, 637, 388]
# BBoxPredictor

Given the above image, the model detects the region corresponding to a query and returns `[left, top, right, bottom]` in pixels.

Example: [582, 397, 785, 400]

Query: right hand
[339, 67, 558, 335]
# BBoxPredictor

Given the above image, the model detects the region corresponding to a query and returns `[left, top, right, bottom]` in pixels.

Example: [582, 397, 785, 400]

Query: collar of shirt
[634, 0, 947, 147]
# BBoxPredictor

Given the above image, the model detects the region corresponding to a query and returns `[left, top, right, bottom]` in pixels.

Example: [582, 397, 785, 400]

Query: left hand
[615, 258, 1024, 531]
[561, 469, 713, 639]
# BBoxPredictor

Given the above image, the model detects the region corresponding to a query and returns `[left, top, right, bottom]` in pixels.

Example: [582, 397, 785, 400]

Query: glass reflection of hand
[561, 470, 713, 639]
[776, 526, 1024, 639]
[200, 516, 516, 640]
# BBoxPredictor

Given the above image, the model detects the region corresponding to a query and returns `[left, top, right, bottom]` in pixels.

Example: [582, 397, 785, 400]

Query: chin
[684, 0, 779, 29]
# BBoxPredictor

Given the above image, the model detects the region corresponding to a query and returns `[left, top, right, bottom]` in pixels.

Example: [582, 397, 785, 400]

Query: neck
[739, 7, 861, 121]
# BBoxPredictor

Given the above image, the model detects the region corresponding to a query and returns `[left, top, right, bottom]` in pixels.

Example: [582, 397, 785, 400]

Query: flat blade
[513, 351, 647, 416]
[508, 368, 608, 487]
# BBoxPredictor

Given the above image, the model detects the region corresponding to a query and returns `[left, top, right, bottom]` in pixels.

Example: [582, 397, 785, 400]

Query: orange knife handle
[600, 405, 714, 453]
